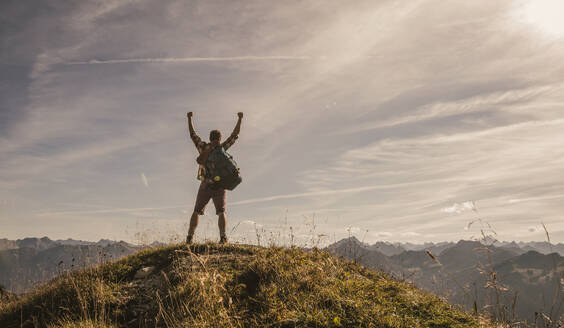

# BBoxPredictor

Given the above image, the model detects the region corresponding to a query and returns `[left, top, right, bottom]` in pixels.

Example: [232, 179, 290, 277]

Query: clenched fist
[237, 112, 243, 118]
[187, 112, 193, 118]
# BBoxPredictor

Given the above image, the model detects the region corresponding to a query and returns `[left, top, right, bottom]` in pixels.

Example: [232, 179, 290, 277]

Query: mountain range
[2, 235, 563, 323]
[0, 237, 142, 293]
[330, 238, 564, 257]
[326, 237, 564, 324]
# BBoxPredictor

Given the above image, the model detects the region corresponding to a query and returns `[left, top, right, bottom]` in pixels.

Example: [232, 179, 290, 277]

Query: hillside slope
[0, 244, 489, 328]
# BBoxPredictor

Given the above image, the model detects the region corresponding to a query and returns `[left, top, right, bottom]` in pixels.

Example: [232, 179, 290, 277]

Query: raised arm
[231, 112, 243, 136]
[187, 112, 203, 149]
[187, 112, 197, 137]
[222, 112, 243, 150]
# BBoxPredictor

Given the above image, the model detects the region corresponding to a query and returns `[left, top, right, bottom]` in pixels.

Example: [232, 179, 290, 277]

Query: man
[186, 111, 243, 244]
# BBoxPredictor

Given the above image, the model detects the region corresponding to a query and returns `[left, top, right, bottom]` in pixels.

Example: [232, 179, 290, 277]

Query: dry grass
[0, 243, 489, 328]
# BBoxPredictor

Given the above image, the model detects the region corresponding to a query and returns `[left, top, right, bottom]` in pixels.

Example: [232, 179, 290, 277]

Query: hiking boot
[185, 235, 193, 244]
[219, 235, 228, 244]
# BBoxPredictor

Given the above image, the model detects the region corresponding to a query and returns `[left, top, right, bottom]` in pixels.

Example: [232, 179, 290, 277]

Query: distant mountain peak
[452, 240, 485, 250]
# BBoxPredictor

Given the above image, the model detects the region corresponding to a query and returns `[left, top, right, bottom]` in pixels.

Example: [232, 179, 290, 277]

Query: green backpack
[205, 147, 242, 190]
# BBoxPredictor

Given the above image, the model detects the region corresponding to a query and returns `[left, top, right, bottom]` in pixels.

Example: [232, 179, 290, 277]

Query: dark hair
[209, 130, 222, 142]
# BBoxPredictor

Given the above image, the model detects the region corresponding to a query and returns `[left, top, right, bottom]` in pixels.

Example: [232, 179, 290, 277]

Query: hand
[237, 112, 243, 118]
[187, 112, 193, 118]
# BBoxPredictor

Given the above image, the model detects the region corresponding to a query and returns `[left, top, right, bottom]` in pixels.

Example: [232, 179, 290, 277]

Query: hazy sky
[2, 0, 564, 245]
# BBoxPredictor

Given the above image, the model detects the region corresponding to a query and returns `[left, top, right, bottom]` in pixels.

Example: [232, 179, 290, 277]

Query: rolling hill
[0, 243, 488, 328]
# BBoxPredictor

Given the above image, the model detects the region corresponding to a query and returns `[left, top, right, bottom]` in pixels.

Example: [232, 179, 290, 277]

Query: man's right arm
[187, 112, 203, 149]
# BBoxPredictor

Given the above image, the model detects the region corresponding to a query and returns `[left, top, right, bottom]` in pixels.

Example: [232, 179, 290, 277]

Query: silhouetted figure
[186, 111, 243, 244]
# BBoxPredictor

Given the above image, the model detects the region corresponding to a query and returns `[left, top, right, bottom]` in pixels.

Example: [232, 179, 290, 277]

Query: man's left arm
[222, 112, 243, 150]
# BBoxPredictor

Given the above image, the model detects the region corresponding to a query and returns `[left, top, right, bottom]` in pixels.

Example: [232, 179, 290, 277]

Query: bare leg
[218, 212, 226, 239]
[187, 211, 200, 241]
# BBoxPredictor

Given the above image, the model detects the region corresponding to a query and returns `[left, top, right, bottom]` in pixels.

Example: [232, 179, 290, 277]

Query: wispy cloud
[372, 231, 393, 238]
[230, 179, 459, 206]
[335, 84, 557, 134]
[65, 56, 310, 65]
[34, 182, 439, 216]
[140, 173, 149, 187]
[441, 201, 476, 214]
[508, 194, 564, 204]
[35, 204, 188, 217]
[400, 232, 421, 238]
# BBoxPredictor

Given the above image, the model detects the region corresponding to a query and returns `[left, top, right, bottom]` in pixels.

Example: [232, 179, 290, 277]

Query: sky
[2, 0, 564, 245]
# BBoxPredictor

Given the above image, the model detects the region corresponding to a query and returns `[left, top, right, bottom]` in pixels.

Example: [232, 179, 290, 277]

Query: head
[209, 130, 222, 143]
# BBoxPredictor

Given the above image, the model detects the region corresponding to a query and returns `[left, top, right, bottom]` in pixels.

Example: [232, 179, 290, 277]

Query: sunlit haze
[517, 0, 564, 38]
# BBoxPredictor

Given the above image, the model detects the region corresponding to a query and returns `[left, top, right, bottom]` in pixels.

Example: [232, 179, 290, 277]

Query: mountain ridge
[326, 237, 564, 324]
[0, 237, 141, 293]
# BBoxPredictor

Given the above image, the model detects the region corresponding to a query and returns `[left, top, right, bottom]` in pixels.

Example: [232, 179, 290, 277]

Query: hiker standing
[186, 111, 243, 244]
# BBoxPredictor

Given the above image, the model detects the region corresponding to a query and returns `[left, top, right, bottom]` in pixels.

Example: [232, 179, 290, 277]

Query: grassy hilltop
[0, 243, 490, 328]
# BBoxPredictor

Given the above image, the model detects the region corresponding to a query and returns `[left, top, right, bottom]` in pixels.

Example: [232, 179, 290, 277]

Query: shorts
[194, 182, 226, 215]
